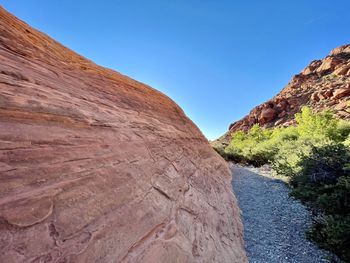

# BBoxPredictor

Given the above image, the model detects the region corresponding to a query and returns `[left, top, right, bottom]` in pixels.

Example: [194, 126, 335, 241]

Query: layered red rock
[0, 7, 246, 263]
[217, 44, 350, 145]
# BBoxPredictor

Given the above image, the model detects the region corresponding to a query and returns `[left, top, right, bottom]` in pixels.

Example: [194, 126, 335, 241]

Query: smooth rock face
[0, 7, 246, 263]
[215, 44, 350, 145]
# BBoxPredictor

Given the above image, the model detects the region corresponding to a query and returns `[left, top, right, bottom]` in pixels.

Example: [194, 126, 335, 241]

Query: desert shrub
[295, 106, 339, 140]
[282, 141, 350, 261]
[336, 120, 350, 141]
[277, 141, 349, 187]
[224, 125, 273, 166]
[296, 143, 350, 185]
[316, 176, 350, 215]
[271, 138, 312, 181]
[224, 124, 299, 166]
[223, 107, 349, 169]
[344, 134, 350, 147]
[306, 215, 350, 262]
[289, 144, 350, 205]
[307, 214, 350, 261]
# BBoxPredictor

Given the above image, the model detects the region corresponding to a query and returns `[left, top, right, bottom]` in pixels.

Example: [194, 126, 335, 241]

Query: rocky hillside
[217, 45, 350, 145]
[0, 7, 246, 263]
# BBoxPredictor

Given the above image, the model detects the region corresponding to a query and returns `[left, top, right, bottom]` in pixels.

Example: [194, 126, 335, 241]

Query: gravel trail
[231, 164, 336, 263]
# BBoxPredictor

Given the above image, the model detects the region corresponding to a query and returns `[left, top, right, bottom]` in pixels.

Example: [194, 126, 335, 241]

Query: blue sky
[2, 1, 350, 140]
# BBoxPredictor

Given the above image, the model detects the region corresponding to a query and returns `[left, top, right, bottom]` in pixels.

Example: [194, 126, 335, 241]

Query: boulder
[330, 44, 350, 56]
[323, 89, 334, 99]
[278, 111, 287, 118]
[334, 101, 348, 110]
[302, 60, 322, 75]
[311, 93, 320, 102]
[334, 64, 350, 76]
[333, 86, 350, 99]
[276, 99, 289, 111]
[258, 108, 276, 124]
[0, 7, 247, 263]
[316, 56, 341, 73]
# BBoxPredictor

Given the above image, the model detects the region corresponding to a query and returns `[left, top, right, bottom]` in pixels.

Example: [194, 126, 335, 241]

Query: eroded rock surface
[216, 44, 350, 145]
[0, 7, 246, 263]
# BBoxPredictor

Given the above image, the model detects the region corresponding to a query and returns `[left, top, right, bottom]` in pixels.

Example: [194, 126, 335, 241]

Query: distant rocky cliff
[216, 45, 350, 145]
[0, 7, 246, 263]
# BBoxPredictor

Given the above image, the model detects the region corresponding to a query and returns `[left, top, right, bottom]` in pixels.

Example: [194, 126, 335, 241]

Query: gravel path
[231, 164, 336, 263]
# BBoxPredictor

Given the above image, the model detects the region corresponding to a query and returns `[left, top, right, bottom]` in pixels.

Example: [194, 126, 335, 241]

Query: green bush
[224, 124, 298, 166]
[295, 107, 338, 140]
[271, 138, 312, 180]
[224, 106, 350, 169]
[297, 143, 350, 185]
[224, 125, 273, 166]
[307, 215, 350, 262]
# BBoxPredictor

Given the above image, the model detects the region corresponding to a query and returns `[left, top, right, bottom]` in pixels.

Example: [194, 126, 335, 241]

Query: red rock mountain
[0, 7, 246, 263]
[217, 44, 350, 145]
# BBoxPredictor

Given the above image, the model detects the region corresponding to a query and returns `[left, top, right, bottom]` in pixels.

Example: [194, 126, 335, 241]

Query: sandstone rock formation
[216, 44, 350, 145]
[0, 7, 246, 263]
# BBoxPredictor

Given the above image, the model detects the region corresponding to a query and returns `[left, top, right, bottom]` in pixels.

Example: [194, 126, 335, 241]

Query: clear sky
[2, 1, 350, 140]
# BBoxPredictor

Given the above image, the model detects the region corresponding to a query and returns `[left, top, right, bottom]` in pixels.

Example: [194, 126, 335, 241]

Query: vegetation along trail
[231, 164, 337, 263]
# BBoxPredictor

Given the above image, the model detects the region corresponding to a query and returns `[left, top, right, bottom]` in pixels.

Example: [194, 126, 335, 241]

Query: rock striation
[0, 7, 246, 263]
[217, 44, 350, 145]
